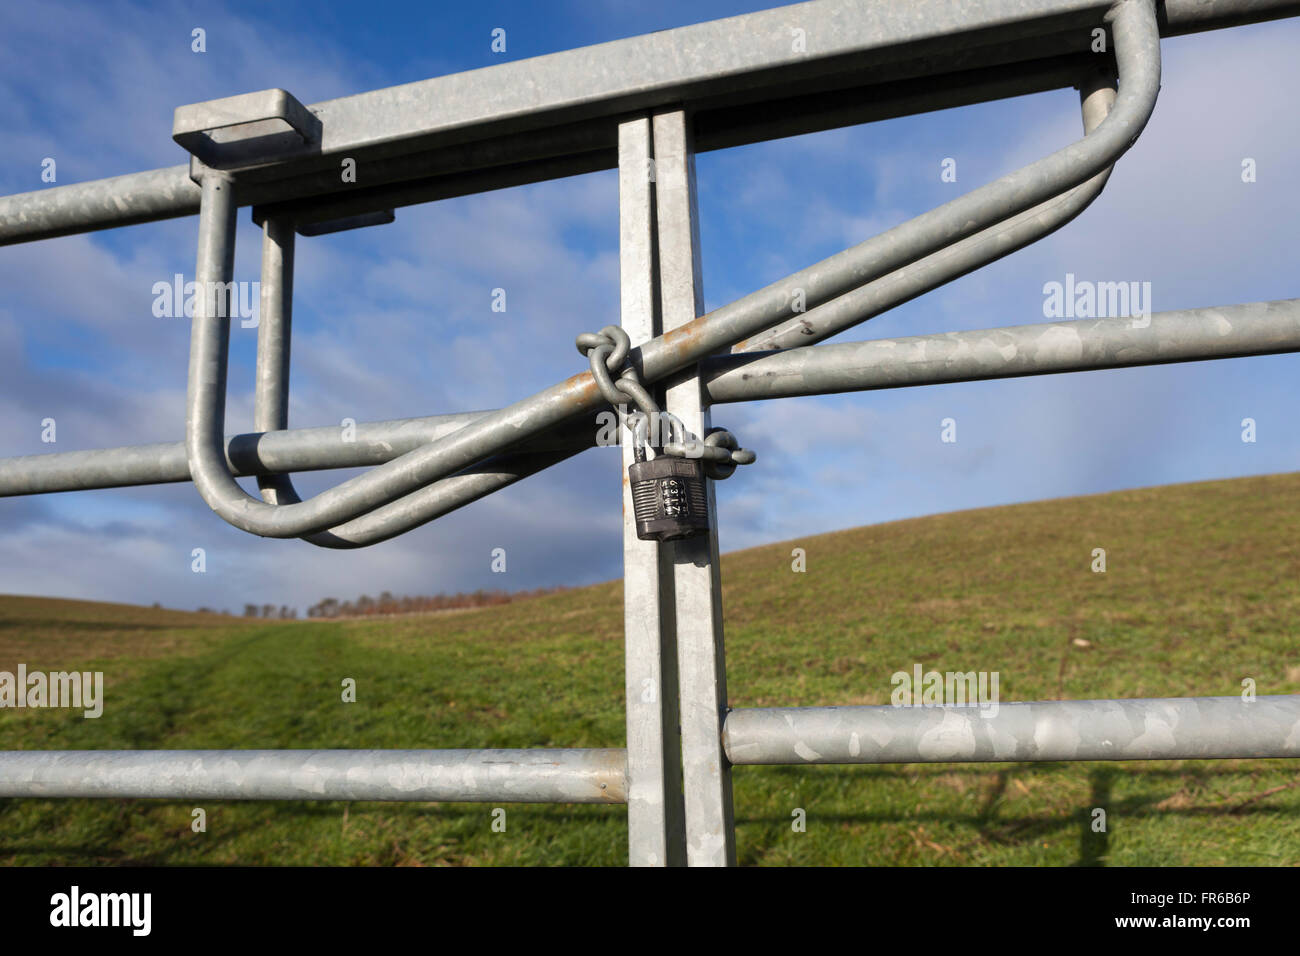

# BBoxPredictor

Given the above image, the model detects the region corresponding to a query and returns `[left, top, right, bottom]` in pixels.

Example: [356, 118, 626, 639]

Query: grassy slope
[1, 472, 1298, 865]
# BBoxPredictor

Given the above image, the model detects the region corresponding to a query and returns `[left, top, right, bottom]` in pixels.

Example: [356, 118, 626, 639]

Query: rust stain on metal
[559, 370, 604, 411]
[658, 315, 713, 369]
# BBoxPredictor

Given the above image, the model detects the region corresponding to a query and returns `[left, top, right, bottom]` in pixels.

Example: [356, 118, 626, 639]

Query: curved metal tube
[735, 68, 1120, 353]
[185, 0, 1159, 541]
[640, 0, 1158, 366]
[278, 49, 1119, 548]
[300, 447, 585, 548]
[259, 70, 1122, 548]
[247, 216, 588, 549]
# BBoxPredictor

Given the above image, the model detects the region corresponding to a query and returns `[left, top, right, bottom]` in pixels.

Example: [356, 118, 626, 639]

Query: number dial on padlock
[628, 456, 709, 542]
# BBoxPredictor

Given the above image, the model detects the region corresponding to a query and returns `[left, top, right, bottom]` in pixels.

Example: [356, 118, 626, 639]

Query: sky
[0, 0, 1297, 614]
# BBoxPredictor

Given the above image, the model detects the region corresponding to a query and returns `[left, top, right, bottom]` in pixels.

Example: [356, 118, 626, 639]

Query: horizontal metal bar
[0, 748, 628, 803]
[1158, 0, 1300, 35]
[1, 0, 1292, 244]
[14, 300, 1287, 495]
[253, 56, 1105, 229]
[708, 298, 1300, 403]
[0, 125, 618, 246]
[8, 295, 1294, 498]
[0, 412, 594, 497]
[0, 166, 200, 243]
[723, 696, 1300, 764]
[235, 0, 1110, 167]
[171, 0, 1299, 179]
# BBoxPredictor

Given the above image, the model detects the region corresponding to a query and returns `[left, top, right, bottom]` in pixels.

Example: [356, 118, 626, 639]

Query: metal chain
[577, 326, 756, 478]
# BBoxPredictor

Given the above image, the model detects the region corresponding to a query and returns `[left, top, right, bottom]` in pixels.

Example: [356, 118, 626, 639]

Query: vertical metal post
[186, 173, 239, 481]
[256, 219, 294, 435]
[653, 108, 736, 866]
[256, 217, 300, 506]
[618, 115, 687, 867]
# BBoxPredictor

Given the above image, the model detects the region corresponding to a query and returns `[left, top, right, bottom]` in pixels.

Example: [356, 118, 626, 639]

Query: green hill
[2, 472, 1298, 865]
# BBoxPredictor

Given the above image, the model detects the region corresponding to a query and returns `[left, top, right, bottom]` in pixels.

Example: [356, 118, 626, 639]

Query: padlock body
[628, 457, 709, 542]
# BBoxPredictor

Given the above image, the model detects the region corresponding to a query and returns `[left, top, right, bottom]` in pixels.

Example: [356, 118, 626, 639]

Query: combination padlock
[627, 414, 709, 542]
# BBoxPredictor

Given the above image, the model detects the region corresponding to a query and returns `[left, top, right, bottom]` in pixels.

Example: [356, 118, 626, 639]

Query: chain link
[577, 326, 756, 478]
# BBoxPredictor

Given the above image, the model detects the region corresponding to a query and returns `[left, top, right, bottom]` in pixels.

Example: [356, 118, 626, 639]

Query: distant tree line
[304, 587, 563, 620]
[242, 604, 300, 619]
[161, 588, 562, 621]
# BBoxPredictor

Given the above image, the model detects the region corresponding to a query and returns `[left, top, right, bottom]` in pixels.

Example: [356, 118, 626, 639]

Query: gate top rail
[1, 0, 1296, 245]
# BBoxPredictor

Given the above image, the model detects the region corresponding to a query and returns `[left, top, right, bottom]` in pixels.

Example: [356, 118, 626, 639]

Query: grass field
[2, 472, 1298, 866]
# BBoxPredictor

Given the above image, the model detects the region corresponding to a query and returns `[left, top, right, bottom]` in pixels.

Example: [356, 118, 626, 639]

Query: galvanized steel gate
[2, 0, 1299, 866]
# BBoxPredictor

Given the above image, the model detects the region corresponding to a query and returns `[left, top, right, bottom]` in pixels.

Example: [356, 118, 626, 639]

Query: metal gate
[1, 0, 1298, 866]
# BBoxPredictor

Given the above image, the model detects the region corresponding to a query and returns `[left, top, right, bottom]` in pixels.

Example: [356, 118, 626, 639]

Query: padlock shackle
[629, 410, 690, 459]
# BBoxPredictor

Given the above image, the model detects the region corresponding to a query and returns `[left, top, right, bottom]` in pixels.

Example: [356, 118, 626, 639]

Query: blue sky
[1, 0, 1297, 613]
